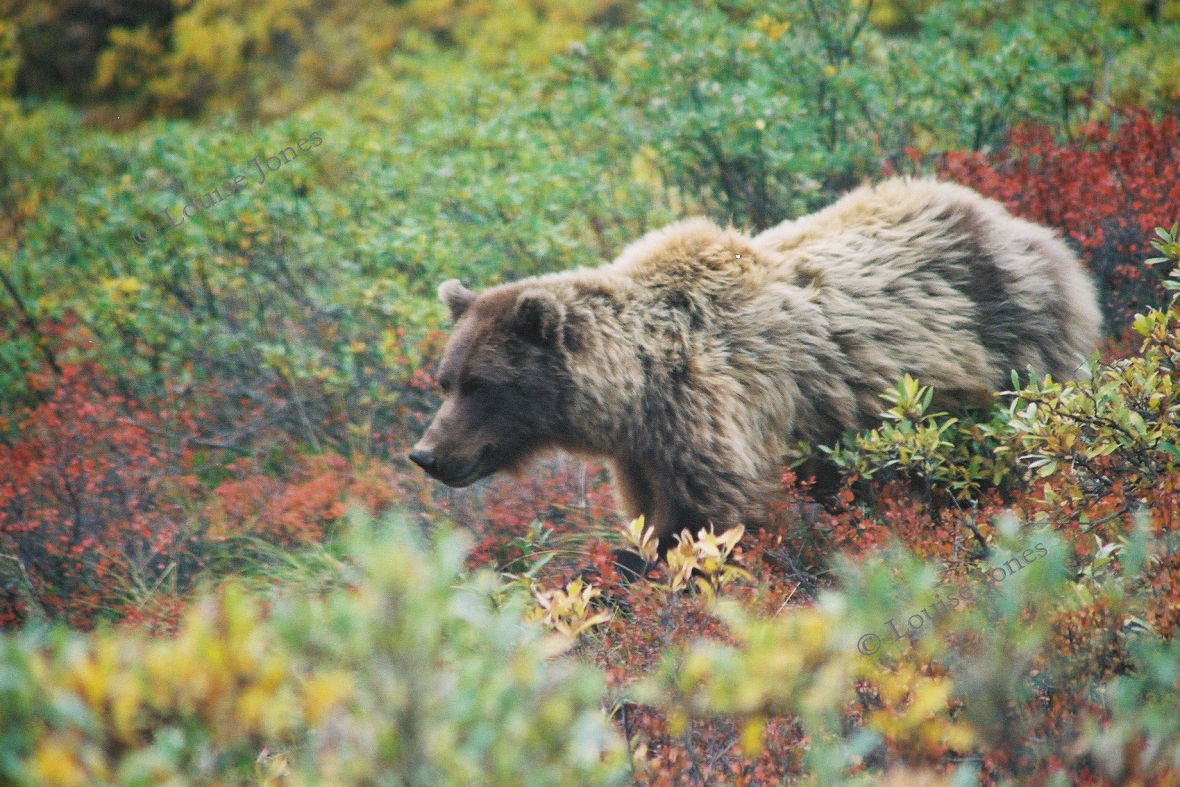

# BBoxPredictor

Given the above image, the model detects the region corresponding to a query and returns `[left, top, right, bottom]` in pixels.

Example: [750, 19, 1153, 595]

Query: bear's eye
[438, 378, 452, 395]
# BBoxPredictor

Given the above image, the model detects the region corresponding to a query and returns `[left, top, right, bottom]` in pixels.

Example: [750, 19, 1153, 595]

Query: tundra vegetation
[2, 0, 1180, 783]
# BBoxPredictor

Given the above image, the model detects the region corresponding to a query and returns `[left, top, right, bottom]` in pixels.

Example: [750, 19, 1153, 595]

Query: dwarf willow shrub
[630, 508, 1180, 783]
[572, 0, 1145, 228]
[822, 374, 1017, 503]
[1079, 634, 1180, 782]
[1007, 227, 1180, 510]
[0, 514, 628, 786]
[631, 523, 1079, 783]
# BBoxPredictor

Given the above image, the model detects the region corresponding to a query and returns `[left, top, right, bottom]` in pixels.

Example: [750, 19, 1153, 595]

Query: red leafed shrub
[936, 110, 1180, 332]
[0, 363, 196, 627]
[0, 355, 416, 627]
[116, 590, 188, 634]
[205, 454, 350, 545]
[203, 452, 403, 545]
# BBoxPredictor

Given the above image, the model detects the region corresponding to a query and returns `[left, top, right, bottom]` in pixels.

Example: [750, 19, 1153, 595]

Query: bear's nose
[408, 447, 436, 473]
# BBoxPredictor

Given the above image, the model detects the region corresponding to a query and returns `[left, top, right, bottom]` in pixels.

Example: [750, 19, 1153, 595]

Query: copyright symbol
[132, 222, 154, 244]
[857, 633, 881, 656]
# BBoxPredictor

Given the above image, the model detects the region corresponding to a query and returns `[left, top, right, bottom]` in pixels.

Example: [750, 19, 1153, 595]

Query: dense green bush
[572, 0, 1170, 228]
[822, 374, 1017, 504]
[0, 78, 664, 450]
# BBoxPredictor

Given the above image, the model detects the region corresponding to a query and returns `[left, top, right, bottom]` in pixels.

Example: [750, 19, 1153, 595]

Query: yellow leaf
[739, 715, 765, 756]
[109, 673, 143, 743]
[30, 739, 88, 787]
[303, 670, 354, 724]
[907, 678, 951, 719]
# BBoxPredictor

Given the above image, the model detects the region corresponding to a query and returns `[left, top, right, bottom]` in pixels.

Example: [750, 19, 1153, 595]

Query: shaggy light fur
[413, 178, 1101, 546]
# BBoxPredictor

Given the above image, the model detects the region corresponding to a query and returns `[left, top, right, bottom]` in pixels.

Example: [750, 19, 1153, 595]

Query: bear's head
[409, 278, 587, 487]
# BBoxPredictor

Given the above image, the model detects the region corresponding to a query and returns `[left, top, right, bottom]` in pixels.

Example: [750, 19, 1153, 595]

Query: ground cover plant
[3, 0, 1180, 783]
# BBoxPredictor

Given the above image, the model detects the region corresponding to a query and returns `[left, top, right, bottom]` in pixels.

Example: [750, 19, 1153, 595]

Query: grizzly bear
[410, 178, 1101, 552]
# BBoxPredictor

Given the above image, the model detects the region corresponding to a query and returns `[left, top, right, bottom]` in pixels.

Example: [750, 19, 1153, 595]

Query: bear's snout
[408, 447, 436, 473]
[408, 439, 493, 487]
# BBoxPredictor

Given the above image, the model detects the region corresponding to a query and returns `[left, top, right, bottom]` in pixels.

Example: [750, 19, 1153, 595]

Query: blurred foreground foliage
[0, 514, 627, 786]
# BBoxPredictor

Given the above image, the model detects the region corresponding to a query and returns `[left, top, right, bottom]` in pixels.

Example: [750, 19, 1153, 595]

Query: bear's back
[752, 178, 1100, 396]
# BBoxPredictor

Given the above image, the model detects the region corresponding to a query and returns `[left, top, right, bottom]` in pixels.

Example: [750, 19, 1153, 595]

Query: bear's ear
[438, 279, 476, 322]
[513, 288, 566, 346]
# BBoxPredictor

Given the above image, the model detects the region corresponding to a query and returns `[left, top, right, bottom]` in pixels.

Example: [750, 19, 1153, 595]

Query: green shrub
[1078, 634, 1180, 782]
[822, 374, 1016, 503]
[570, 0, 1148, 228]
[1006, 225, 1180, 512]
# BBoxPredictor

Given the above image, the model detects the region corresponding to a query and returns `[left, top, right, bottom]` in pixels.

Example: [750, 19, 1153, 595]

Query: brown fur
[412, 178, 1101, 547]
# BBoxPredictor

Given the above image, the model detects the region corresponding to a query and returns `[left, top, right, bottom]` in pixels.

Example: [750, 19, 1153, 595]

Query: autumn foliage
[0, 355, 411, 628]
[5, 0, 1180, 782]
[0, 362, 195, 627]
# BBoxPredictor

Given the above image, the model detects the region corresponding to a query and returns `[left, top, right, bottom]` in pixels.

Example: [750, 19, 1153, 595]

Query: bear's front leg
[608, 456, 710, 578]
[607, 456, 657, 579]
